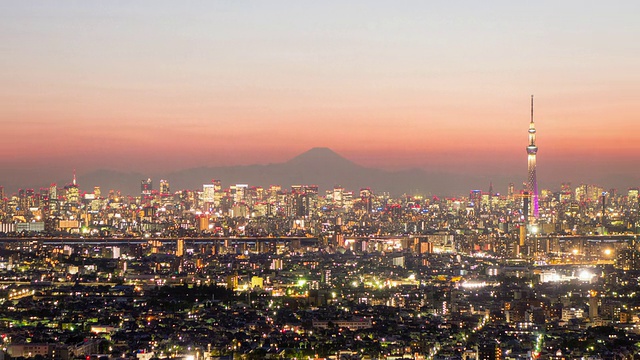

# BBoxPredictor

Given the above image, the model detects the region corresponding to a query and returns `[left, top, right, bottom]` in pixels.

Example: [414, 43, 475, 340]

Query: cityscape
[3, 2, 640, 360]
[2, 102, 640, 360]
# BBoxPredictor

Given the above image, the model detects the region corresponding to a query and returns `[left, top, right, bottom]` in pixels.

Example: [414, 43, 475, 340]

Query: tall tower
[527, 95, 539, 220]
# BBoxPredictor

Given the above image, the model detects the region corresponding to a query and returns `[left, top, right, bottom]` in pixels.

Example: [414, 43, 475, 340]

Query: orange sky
[1, 1, 640, 193]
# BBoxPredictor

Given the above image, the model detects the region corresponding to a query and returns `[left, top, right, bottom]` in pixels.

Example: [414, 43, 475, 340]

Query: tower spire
[526, 95, 539, 221]
[531, 95, 534, 123]
[73, 169, 77, 186]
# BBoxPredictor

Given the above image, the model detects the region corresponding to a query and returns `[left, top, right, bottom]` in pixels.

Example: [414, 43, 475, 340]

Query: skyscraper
[65, 172, 79, 205]
[203, 183, 216, 209]
[48, 183, 58, 216]
[159, 179, 170, 195]
[212, 179, 222, 206]
[507, 183, 515, 201]
[527, 95, 539, 220]
[141, 178, 153, 196]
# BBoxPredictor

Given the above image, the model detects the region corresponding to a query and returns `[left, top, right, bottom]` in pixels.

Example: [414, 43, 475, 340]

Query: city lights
[1, 3, 639, 358]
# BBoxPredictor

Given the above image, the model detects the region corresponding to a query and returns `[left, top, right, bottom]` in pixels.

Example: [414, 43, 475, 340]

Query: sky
[1, 1, 639, 194]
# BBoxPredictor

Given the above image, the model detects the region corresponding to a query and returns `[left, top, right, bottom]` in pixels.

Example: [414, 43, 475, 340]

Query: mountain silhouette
[286, 147, 356, 167]
[15, 147, 637, 197]
[62, 148, 488, 196]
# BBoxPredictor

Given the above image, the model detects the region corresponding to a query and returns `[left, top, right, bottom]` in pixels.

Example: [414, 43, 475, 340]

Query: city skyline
[0, 145, 634, 198]
[2, 2, 640, 194]
[3, 3, 640, 357]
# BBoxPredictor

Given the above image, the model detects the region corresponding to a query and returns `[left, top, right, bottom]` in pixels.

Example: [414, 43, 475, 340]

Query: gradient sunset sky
[1, 1, 639, 194]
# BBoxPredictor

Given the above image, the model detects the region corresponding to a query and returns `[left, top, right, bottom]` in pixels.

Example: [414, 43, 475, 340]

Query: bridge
[0, 236, 319, 247]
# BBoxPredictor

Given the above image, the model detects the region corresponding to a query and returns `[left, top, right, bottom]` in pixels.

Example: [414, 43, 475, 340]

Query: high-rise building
[526, 95, 539, 221]
[628, 188, 639, 206]
[268, 185, 281, 204]
[617, 248, 640, 270]
[203, 183, 216, 209]
[212, 179, 222, 206]
[488, 182, 494, 210]
[333, 186, 344, 207]
[360, 188, 373, 213]
[589, 291, 599, 320]
[477, 341, 502, 360]
[48, 183, 58, 216]
[159, 179, 170, 195]
[176, 238, 185, 257]
[232, 184, 248, 203]
[470, 190, 482, 212]
[321, 269, 332, 286]
[141, 178, 153, 196]
[335, 217, 344, 247]
[65, 173, 79, 206]
[560, 182, 572, 202]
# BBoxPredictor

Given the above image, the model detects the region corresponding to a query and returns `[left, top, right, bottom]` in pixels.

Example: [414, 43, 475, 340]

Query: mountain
[69, 147, 487, 196]
[10, 147, 639, 197]
[162, 147, 359, 193]
[286, 147, 356, 168]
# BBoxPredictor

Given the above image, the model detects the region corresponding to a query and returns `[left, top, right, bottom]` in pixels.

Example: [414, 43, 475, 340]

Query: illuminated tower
[65, 171, 79, 205]
[526, 95, 539, 220]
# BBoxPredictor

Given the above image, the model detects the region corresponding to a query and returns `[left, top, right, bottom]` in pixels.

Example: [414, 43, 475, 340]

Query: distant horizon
[2, 147, 639, 198]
